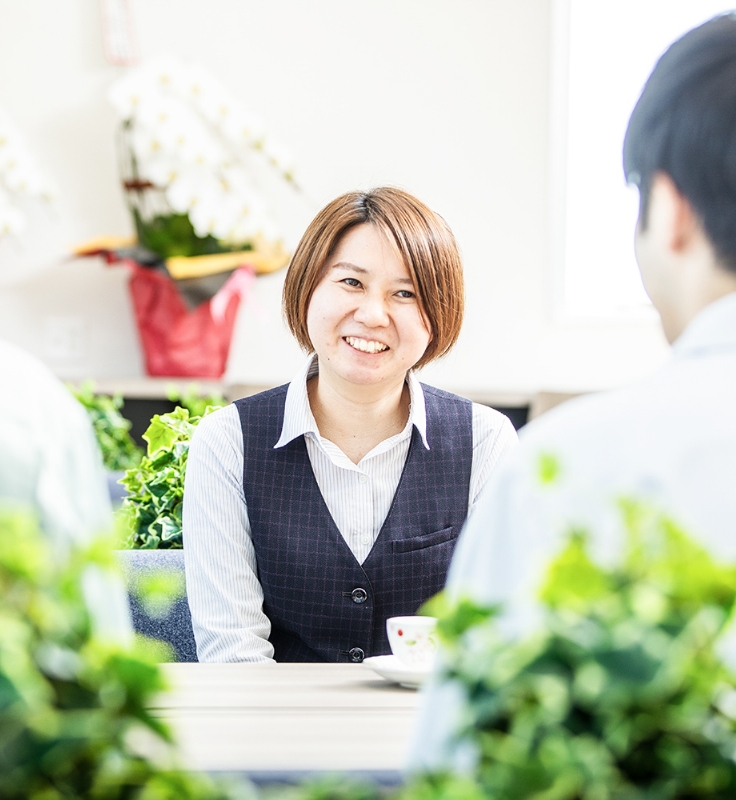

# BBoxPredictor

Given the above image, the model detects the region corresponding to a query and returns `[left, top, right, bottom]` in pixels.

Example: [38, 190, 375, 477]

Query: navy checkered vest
[235, 383, 473, 663]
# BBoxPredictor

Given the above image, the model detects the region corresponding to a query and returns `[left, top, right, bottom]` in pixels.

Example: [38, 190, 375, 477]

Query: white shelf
[67, 377, 539, 409]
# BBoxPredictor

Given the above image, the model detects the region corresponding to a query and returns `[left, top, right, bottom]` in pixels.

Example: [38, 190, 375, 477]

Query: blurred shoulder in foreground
[0, 338, 113, 548]
[410, 13, 736, 770]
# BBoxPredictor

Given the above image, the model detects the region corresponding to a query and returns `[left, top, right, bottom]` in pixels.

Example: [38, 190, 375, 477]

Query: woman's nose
[353, 293, 390, 327]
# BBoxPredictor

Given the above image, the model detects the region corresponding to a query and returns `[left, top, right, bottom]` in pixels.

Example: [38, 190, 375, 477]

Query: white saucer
[362, 654, 433, 688]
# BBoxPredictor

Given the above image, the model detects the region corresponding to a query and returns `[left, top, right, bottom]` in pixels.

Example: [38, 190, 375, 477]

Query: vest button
[348, 647, 365, 663]
[351, 587, 368, 604]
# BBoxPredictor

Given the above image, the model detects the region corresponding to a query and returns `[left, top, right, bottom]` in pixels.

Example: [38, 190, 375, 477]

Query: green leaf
[160, 516, 182, 542]
[144, 414, 185, 457]
[67, 382, 143, 471]
[537, 452, 562, 485]
[421, 592, 499, 644]
[539, 529, 611, 611]
[135, 208, 254, 259]
[166, 384, 227, 418]
[122, 407, 205, 550]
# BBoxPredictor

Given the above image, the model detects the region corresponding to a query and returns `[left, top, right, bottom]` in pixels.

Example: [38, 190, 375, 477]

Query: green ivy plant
[69, 382, 143, 472]
[420, 500, 736, 800]
[0, 506, 236, 799]
[120, 406, 215, 549]
[166, 385, 227, 419]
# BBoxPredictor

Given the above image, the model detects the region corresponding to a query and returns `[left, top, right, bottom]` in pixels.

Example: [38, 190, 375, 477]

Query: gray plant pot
[106, 470, 128, 507]
[115, 549, 198, 662]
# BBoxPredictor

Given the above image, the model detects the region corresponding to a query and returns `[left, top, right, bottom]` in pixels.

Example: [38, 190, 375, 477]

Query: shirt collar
[672, 291, 736, 358]
[274, 355, 430, 450]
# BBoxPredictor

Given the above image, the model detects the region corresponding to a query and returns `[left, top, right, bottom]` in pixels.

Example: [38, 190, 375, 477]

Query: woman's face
[306, 223, 432, 392]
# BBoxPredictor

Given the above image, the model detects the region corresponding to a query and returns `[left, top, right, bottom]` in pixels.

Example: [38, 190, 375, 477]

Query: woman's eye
[342, 278, 361, 288]
[396, 290, 415, 299]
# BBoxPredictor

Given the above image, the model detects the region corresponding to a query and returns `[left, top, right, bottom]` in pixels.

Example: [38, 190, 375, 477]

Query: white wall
[0, 0, 669, 394]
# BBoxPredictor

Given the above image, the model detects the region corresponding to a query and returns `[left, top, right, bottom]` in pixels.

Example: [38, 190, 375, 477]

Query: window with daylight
[553, 0, 736, 319]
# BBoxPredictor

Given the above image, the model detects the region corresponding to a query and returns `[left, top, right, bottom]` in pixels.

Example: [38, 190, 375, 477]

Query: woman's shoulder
[418, 382, 472, 407]
[419, 382, 517, 440]
[419, 383, 515, 423]
[232, 383, 290, 412]
[192, 402, 241, 441]
[470, 401, 518, 439]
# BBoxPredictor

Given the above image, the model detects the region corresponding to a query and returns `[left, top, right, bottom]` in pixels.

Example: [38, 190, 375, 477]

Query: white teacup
[386, 615, 438, 668]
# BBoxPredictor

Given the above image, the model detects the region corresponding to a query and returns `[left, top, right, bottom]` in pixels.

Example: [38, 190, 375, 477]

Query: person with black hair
[410, 13, 736, 768]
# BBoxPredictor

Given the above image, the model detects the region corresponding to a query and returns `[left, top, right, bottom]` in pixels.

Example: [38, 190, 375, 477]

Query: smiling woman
[182, 188, 519, 664]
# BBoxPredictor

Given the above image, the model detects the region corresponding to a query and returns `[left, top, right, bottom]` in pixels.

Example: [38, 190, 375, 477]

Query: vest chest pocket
[391, 526, 457, 554]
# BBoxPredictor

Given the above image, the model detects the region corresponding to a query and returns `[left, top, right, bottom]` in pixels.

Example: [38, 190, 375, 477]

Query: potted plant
[96, 57, 298, 378]
[116, 402, 221, 662]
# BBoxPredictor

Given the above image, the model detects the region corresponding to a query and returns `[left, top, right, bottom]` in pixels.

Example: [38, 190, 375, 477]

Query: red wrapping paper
[90, 248, 255, 377]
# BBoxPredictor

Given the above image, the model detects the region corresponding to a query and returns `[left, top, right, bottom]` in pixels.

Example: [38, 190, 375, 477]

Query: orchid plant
[0, 106, 56, 240]
[108, 57, 296, 257]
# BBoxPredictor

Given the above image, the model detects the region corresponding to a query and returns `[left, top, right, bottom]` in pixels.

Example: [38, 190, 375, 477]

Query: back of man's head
[624, 14, 736, 273]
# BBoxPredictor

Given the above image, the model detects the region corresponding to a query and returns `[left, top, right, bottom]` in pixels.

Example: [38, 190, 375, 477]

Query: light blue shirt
[0, 339, 131, 643]
[410, 292, 736, 770]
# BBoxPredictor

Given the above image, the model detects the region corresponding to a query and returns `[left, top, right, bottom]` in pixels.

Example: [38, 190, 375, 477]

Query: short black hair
[623, 13, 736, 273]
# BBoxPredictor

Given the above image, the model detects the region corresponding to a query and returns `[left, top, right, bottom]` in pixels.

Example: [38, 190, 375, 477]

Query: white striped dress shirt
[183, 356, 518, 662]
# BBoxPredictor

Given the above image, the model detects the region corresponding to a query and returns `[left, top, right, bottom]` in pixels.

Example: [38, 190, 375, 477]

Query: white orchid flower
[220, 109, 265, 149]
[139, 56, 189, 95]
[165, 167, 220, 214]
[189, 191, 238, 239]
[108, 73, 157, 122]
[0, 107, 57, 212]
[263, 142, 296, 178]
[178, 129, 225, 169]
[135, 94, 185, 131]
[108, 55, 300, 248]
[175, 64, 226, 113]
[0, 140, 21, 173]
[131, 124, 168, 163]
[140, 153, 180, 188]
[230, 210, 279, 244]
[0, 194, 26, 236]
[3, 163, 46, 195]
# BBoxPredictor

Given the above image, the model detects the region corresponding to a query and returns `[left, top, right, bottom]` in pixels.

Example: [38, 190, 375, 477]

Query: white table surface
[142, 662, 422, 776]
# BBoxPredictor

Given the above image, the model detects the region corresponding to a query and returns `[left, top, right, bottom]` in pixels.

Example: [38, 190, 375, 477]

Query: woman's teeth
[344, 336, 389, 354]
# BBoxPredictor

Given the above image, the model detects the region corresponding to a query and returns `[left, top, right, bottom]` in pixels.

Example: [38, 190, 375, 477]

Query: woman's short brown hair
[282, 187, 464, 370]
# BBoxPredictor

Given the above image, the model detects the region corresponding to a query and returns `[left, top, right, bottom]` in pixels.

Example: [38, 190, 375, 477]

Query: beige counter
[142, 662, 421, 776]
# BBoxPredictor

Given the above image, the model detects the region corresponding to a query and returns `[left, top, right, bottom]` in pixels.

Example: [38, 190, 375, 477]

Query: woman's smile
[306, 223, 432, 391]
[343, 336, 390, 354]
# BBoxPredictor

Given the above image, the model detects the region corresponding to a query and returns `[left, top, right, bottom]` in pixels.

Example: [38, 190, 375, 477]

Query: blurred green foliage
[537, 453, 561, 486]
[431, 499, 736, 799]
[263, 776, 384, 800]
[0, 506, 236, 799]
[69, 382, 143, 472]
[120, 405, 218, 549]
[134, 569, 186, 621]
[166, 385, 227, 419]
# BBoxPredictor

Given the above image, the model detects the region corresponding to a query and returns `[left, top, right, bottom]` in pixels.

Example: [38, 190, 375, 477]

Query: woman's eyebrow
[331, 262, 367, 273]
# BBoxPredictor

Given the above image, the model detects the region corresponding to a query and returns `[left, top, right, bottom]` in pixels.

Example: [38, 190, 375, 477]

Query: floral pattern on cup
[386, 615, 438, 668]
